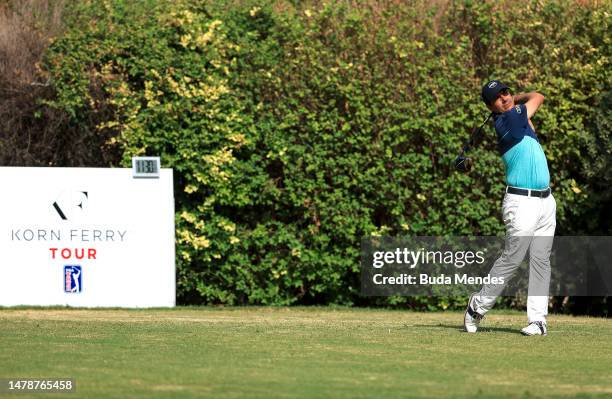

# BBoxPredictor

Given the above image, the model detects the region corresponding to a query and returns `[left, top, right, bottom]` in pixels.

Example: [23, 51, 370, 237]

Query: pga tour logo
[64, 265, 82, 293]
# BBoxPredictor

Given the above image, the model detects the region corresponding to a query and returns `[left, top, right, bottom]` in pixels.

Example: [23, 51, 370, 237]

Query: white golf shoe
[521, 321, 547, 336]
[464, 293, 484, 333]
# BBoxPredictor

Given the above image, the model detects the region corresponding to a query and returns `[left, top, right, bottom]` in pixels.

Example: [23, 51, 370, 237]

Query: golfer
[464, 80, 556, 336]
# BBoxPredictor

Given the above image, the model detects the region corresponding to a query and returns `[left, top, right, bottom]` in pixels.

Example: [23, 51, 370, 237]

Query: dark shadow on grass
[413, 324, 521, 335]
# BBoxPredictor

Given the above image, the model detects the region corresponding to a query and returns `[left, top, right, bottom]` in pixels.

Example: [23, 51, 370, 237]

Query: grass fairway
[0, 308, 611, 399]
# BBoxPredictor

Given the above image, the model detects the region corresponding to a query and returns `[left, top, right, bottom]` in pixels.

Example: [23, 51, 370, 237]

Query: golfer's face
[490, 89, 513, 113]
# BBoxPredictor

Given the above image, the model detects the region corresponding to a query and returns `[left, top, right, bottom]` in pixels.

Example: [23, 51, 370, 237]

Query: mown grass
[0, 307, 611, 399]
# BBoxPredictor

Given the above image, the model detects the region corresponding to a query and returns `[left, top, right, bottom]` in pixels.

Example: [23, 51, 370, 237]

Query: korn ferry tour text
[10, 228, 128, 262]
[11, 228, 127, 242]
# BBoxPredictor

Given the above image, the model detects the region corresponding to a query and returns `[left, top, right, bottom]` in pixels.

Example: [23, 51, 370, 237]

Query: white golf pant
[473, 190, 557, 322]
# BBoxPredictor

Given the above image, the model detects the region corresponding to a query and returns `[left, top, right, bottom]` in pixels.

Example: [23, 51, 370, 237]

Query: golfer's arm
[513, 92, 545, 119]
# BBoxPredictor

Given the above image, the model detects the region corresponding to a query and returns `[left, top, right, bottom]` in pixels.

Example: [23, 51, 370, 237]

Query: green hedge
[43, 0, 611, 307]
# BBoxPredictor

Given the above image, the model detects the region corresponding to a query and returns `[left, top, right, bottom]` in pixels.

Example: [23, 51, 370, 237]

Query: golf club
[454, 113, 494, 172]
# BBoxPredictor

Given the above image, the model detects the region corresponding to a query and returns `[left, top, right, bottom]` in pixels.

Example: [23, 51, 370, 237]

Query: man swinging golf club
[463, 80, 556, 336]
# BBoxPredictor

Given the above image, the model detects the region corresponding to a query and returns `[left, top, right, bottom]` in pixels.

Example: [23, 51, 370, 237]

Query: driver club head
[454, 155, 473, 172]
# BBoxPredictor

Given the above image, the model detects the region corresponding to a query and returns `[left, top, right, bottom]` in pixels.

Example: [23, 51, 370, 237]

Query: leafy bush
[0, 0, 122, 167]
[42, 0, 611, 307]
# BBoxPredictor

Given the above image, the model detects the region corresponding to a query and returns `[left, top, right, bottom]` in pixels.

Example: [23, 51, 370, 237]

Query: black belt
[506, 186, 551, 198]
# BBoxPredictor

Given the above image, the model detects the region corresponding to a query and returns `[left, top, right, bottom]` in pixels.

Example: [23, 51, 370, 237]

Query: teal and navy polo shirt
[494, 104, 550, 190]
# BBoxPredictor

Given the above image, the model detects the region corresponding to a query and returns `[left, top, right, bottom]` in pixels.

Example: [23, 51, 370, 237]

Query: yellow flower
[184, 185, 197, 194]
[181, 251, 192, 262]
[570, 179, 582, 194]
[217, 219, 236, 232]
[228, 133, 247, 145]
[180, 211, 197, 223]
[179, 33, 192, 47]
[192, 235, 211, 250]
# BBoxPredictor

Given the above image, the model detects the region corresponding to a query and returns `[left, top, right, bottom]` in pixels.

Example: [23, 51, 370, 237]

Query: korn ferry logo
[52, 191, 88, 221]
[64, 265, 82, 293]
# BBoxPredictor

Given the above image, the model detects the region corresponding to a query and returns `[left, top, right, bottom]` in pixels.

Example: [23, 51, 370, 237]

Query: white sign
[0, 167, 175, 307]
